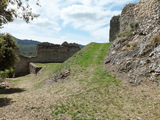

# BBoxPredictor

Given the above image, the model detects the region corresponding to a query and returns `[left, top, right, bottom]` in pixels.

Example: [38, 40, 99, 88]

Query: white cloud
[60, 4, 120, 42]
[61, 5, 107, 25]
[1, 0, 139, 44]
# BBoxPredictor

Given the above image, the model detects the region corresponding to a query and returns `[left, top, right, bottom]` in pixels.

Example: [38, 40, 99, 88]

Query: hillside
[1, 43, 160, 120]
[14, 37, 41, 45]
[13, 37, 41, 56]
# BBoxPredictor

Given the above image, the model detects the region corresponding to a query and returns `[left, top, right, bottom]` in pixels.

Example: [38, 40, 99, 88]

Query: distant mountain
[13, 37, 41, 45]
[79, 44, 85, 49]
[13, 37, 41, 56]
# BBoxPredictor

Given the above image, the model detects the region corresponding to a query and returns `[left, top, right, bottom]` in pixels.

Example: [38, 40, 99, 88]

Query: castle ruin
[109, 0, 160, 42]
[106, 0, 160, 85]
[14, 42, 80, 76]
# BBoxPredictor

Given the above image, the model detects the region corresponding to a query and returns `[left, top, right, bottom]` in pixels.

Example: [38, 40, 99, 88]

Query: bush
[130, 22, 139, 31]
[122, 41, 138, 51]
[0, 33, 18, 71]
[151, 35, 160, 48]
[117, 31, 132, 38]
[0, 69, 14, 78]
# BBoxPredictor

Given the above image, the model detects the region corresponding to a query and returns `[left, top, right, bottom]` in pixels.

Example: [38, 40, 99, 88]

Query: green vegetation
[13, 37, 40, 56]
[0, 34, 18, 78]
[117, 31, 132, 38]
[33, 63, 62, 88]
[149, 34, 160, 48]
[130, 22, 139, 31]
[0, 0, 39, 27]
[0, 69, 14, 78]
[18, 44, 37, 56]
[62, 43, 111, 68]
[49, 43, 121, 119]
[152, 34, 160, 47]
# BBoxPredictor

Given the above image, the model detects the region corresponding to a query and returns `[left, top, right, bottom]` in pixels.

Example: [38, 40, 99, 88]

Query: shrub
[130, 22, 139, 31]
[151, 35, 160, 48]
[0, 69, 14, 78]
[0, 33, 18, 71]
[146, 35, 160, 53]
[117, 31, 132, 38]
[121, 41, 138, 51]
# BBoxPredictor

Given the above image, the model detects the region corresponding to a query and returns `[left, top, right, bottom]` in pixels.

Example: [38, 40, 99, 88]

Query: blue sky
[1, 0, 139, 45]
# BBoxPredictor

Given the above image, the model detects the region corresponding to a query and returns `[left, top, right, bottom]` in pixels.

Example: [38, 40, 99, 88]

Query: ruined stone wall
[31, 42, 80, 63]
[29, 63, 42, 75]
[109, 15, 120, 42]
[106, 0, 160, 86]
[120, 3, 135, 33]
[109, 0, 160, 41]
[133, 0, 160, 35]
[14, 42, 80, 77]
[14, 55, 33, 76]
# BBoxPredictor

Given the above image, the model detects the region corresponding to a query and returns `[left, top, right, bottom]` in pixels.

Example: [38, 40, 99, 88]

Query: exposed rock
[0, 78, 9, 90]
[45, 69, 71, 85]
[109, 15, 120, 42]
[29, 63, 42, 75]
[149, 46, 160, 60]
[105, 0, 160, 86]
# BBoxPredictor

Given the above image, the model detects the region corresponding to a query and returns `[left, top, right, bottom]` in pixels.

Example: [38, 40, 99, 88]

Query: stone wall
[120, 3, 135, 33]
[14, 55, 32, 76]
[106, 0, 160, 86]
[32, 42, 80, 63]
[14, 42, 80, 77]
[109, 0, 160, 41]
[134, 0, 160, 35]
[29, 63, 42, 75]
[109, 15, 120, 42]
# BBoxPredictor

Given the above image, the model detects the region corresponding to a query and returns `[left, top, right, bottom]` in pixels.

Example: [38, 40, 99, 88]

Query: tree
[0, 33, 18, 71]
[0, 0, 39, 27]
[0, 0, 39, 78]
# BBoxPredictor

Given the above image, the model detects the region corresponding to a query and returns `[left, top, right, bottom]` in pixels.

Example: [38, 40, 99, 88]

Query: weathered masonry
[14, 42, 80, 76]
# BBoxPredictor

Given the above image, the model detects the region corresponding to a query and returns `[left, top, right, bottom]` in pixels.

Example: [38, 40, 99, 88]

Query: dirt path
[0, 76, 51, 120]
[0, 70, 86, 120]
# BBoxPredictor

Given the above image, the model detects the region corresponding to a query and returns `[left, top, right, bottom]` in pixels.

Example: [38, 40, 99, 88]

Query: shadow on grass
[0, 98, 14, 107]
[0, 88, 26, 94]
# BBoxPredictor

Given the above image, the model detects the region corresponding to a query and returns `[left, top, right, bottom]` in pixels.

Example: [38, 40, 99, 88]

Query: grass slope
[49, 43, 160, 120]
[49, 43, 121, 119]
[14, 37, 40, 56]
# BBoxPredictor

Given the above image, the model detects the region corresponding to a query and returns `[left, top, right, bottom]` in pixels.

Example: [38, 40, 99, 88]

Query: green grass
[49, 42, 122, 120]
[62, 43, 111, 67]
[12, 79, 21, 83]
[33, 63, 62, 88]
